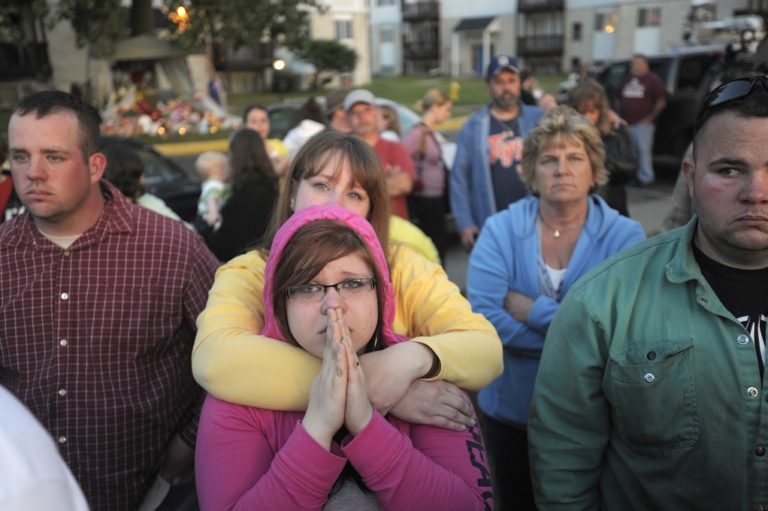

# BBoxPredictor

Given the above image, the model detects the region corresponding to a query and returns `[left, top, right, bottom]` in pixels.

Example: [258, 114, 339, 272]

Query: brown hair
[520, 105, 608, 194]
[263, 130, 390, 252]
[568, 78, 613, 136]
[271, 220, 385, 350]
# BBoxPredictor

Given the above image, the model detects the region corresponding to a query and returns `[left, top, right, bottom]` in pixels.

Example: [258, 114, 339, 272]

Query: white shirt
[0, 386, 89, 510]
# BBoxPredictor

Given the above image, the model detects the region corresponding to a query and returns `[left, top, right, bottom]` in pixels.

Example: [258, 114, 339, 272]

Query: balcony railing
[0, 42, 49, 81]
[403, 43, 439, 61]
[518, 0, 564, 13]
[516, 34, 563, 56]
[402, 1, 439, 21]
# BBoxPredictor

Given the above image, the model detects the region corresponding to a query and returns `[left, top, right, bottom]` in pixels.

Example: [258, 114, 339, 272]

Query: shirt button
[738, 334, 751, 345]
[58, 388, 67, 397]
[63, 251, 70, 257]
[747, 387, 759, 398]
[58, 436, 66, 444]
[60, 339, 68, 347]
[644, 373, 655, 383]
[756, 446, 766, 456]
[60, 292, 69, 301]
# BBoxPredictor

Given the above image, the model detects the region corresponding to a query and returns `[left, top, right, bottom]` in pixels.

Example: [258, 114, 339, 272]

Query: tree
[300, 39, 357, 87]
[163, 0, 324, 55]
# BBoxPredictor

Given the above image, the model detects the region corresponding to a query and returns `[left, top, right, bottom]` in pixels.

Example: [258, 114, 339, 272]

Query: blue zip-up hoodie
[467, 195, 645, 426]
[450, 104, 543, 232]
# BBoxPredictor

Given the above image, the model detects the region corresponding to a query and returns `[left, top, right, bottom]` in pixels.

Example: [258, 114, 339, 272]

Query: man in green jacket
[529, 75, 768, 510]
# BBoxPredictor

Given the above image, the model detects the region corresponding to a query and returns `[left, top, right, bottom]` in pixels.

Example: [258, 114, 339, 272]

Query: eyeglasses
[286, 277, 376, 303]
[695, 75, 768, 134]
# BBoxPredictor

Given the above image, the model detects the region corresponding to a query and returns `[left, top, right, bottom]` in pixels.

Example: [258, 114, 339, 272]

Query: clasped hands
[301, 309, 477, 450]
[302, 308, 374, 450]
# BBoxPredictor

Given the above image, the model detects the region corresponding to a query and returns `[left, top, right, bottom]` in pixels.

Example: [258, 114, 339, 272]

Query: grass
[228, 73, 568, 117]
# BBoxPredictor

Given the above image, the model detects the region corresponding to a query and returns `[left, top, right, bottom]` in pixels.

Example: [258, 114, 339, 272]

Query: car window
[139, 149, 187, 186]
[602, 62, 630, 92]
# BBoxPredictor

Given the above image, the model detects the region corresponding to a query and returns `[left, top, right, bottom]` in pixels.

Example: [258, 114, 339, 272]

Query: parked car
[594, 44, 754, 171]
[100, 136, 202, 222]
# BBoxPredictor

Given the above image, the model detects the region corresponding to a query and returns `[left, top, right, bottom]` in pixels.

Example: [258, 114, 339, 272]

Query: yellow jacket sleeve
[389, 245, 503, 389]
[192, 251, 319, 410]
[193, 247, 503, 408]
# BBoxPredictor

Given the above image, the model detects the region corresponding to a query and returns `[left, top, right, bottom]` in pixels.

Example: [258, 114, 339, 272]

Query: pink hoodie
[196, 206, 494, 510]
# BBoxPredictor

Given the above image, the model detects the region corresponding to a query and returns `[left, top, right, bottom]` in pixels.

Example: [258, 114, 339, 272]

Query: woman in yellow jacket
[193, 130, 502, 428]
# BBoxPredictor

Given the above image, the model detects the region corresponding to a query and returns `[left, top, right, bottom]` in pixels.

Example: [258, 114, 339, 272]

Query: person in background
[569, 78, 638, 216]
[0, 137, 14, 222]
[529, 76, 768, 509]
[468, 106, 645, 510]
[451, 55, 543, 249]
[194, 150, 231, 230]
[192, 130, 502, 438]
[537, 92, 558, 114]
[619, 54, 666, 185]
[519, 71, 538, 106]
[100, 140, 191, 227]
[196, 205, 493, 510]
[379, 104, 402, 142]
[243, 103, 290, 176]
[345, 89, 415, 220]
[202, 129, 278, 262]
[1, 90, 219, 510]
[403, 88, 453, 263]
[0, 386, 89, 510]
[282, 97, 326, 160]
[325, 89, 352, 134]
[662, 143, 695, 231]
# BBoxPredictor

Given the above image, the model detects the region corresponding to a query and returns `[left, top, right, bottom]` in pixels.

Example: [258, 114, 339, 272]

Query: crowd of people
[2, 51, 768, 511]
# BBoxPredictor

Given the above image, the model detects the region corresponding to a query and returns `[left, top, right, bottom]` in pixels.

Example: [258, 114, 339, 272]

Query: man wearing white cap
[450, 55, 543, 248]
[345, 89, 415, 219]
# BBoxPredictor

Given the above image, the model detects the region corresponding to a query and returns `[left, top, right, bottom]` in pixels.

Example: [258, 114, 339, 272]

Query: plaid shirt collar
[0, 180, 134, 251]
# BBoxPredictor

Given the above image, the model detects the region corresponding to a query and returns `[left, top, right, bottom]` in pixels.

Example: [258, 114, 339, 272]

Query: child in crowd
[195, 151, 230, 230]
[195, 205, 493, 510]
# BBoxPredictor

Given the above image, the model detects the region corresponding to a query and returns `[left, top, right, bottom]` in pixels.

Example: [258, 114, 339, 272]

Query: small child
[195, 151, 230, 230]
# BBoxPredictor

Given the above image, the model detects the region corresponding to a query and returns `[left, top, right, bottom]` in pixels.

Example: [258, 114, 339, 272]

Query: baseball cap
[486, 55, 521, 81]
[344, 89, 376, 111]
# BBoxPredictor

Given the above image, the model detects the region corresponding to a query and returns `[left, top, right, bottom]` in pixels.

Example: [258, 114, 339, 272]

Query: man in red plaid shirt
[1, 91, 219, 510]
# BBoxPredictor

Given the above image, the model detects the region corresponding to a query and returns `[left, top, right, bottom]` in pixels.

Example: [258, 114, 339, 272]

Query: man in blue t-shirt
[450, 55, 543, 248]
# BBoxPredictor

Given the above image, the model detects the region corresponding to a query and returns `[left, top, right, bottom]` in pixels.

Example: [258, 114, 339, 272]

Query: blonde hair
[416, 89, 451, 113]
[520, 105, 608, 194]
[379, 105, 401, 136]
[194, 151, 229, 180]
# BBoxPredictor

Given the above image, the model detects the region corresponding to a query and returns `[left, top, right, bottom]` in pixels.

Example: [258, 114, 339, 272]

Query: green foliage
[163, 0, 325, 53]
[300, 39, 357, 78]
[0, 0, 125, 53]
[53, 0, 126, 53]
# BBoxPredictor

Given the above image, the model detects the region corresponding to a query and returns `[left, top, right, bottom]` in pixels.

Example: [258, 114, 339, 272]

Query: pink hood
[261, 205, 400, 347]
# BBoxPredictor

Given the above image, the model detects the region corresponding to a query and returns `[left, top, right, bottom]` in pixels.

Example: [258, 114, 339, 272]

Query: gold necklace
[539, 215, 584, 239]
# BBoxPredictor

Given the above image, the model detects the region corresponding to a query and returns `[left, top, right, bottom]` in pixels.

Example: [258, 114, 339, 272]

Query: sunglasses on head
[695, 75, 768, 134]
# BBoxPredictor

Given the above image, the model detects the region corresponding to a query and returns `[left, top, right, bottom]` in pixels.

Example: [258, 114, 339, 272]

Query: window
[380, 28, 395, 43]
[572, 22, 582, 41]
[376, 0, 395, 5]
[594, 13, 617, 33]
[638, 7, 661, 27]
[335, 19, 353, 40]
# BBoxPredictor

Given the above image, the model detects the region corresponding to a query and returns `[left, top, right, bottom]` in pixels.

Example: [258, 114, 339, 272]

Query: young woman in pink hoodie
[195, 205, 493, 510]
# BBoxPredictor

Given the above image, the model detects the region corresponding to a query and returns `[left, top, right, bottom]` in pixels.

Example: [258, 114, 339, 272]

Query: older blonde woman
[467, 106, 645, 510]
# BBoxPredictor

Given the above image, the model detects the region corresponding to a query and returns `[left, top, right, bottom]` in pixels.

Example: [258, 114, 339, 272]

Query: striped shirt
[0, 181, 219, 510]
